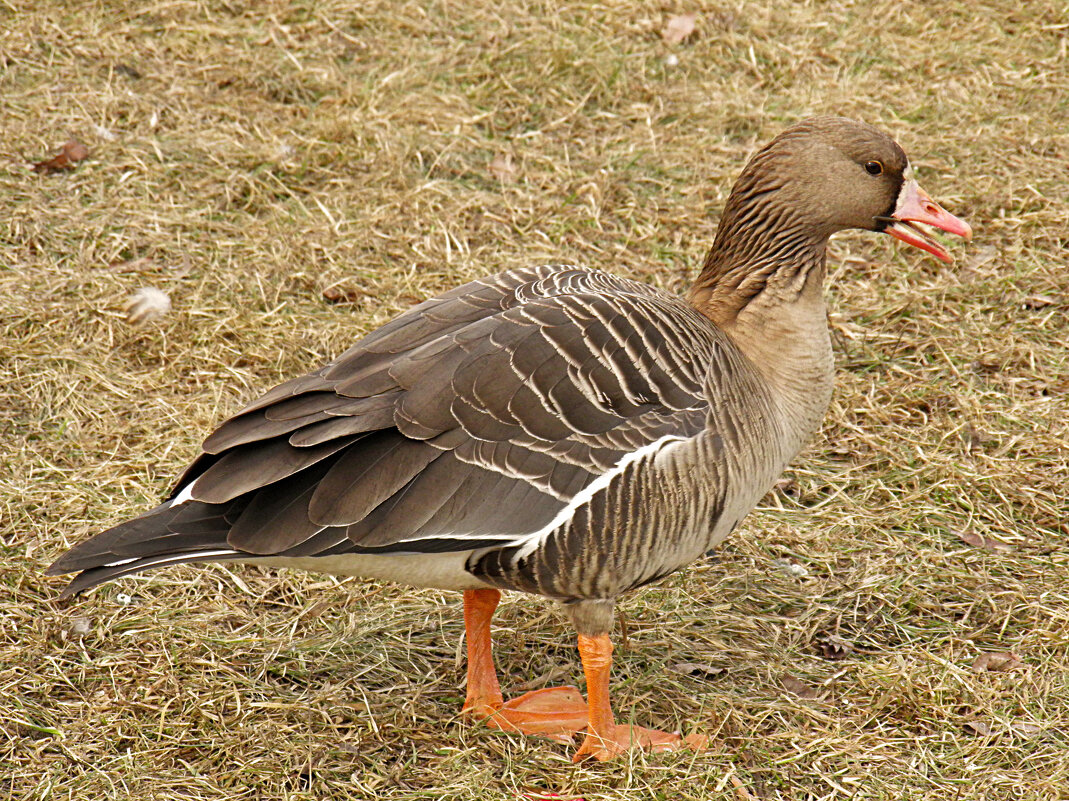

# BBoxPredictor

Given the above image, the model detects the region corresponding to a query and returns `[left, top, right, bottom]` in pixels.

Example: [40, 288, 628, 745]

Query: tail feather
[56, 549, 243, 599]
[46, 505, 184, 575]
[46, 498, 242, 597]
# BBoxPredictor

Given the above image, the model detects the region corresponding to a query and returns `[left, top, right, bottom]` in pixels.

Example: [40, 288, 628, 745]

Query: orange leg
[461, 588, 504, 716]
[572, 632, 708, 761]
[461, 589, 588, 742]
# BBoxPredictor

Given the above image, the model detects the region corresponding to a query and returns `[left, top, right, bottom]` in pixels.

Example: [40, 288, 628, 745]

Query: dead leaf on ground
[489, 153, 517, 183]
[970, 358, 1002, 375]
[729, 774, 757, 800]
[958, 531, 1013, 553]
[971, 651, 1025, 672]
[662, 14, 697, 45]
[670, 662, 726, 681]
[1010, 721, 1043, 737]
[963, 719, 994, 736]
[33, 138, 90, 174]
[322, 285, 364, 304]
[781, 675, 823, 700]
[817, 634, 854, 661]
[107, 257, 155, 274]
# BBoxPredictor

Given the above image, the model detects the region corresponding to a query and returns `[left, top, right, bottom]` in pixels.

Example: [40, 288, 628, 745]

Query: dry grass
[2, 1, 1067, 798]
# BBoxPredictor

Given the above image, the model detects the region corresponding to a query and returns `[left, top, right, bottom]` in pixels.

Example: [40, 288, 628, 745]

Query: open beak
[879, 179, 972, 263]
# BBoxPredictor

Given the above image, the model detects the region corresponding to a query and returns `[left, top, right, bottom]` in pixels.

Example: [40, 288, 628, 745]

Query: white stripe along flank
[510, 434, 686, 562]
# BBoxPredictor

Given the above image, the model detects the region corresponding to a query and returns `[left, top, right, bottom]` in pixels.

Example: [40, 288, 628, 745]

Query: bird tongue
[884, 179, 972, 263]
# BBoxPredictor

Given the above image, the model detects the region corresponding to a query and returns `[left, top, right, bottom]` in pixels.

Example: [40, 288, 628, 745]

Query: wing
[48, 265, 721, 594]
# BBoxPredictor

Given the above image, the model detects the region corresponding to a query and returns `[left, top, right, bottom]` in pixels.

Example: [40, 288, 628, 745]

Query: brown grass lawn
[2, 1, 1067, 798]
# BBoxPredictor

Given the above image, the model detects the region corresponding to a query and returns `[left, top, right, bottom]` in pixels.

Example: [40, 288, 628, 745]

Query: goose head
[727, 116, 972, 262]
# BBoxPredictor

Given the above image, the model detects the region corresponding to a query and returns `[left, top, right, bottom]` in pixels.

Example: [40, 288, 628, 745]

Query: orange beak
[880, 179, 972, 263]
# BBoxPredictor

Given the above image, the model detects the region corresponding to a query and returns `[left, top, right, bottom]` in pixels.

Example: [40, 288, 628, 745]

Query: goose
[47, 117, 971, 761]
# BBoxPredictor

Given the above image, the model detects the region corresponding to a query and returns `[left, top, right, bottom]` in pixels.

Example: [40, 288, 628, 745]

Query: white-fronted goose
[48, 117, 971, 761]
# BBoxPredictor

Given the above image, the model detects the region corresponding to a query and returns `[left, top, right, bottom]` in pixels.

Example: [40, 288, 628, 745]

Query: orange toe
[483, 686, 589, 742]
[573, 724, 708, 762]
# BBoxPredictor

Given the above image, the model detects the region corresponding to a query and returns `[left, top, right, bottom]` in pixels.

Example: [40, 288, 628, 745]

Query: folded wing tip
[44, 549, 87, 576]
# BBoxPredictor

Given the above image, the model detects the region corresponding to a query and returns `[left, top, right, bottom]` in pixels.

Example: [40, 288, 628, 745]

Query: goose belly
[248, 551, 493, 592]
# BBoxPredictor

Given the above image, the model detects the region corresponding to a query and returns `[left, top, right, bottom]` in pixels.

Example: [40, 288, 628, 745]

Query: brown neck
[687, 192, 830, 328]
[688, 199, 835, 442]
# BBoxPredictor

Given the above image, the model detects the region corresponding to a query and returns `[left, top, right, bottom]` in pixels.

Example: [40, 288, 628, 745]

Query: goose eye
[864, 161, 884, 176]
